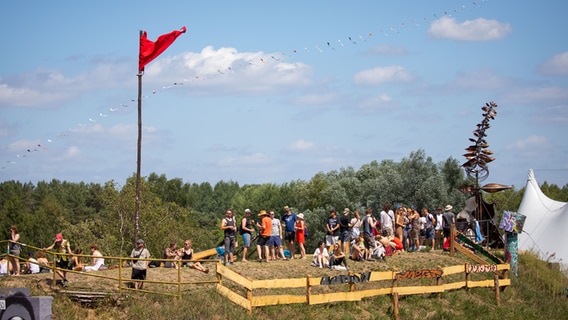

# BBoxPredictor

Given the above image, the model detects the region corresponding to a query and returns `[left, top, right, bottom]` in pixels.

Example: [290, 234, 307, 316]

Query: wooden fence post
[177, 261, 182, 298]
[465, 263, 471, 289]
[306, 274, 311, 305]
[450, 225, 455, 256]
[392, 273, 399, 320]
[437, 272, 442, 301]
[118, 257, 123, 296]
[349, 271, 355, 292]
[494, 274, 501, 306]
[217, 262, 222, 286]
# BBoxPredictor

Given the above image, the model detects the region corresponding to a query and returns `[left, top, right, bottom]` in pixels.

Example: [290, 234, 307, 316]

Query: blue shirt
[282, 213, 297, 232]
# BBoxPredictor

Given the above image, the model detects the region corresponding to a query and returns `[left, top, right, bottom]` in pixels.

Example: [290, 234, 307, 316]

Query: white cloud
[217, 153, 271, 166]
[0, 82, 69, 108]
[0, 119, 15, 137]
[0, 46, 313, 110]
[452, 69, 512, 90]
[538, 51, 568, 76]
[145, 46, 314, 95]
[288, 139, 315, 152]
[353, 66, 414, 86]
[290, 92, 340, 106]
[367, 45, 408, 56]
[353, 94, 396, 114]
[65, 146, 81, 158]
[506, 135, 552, 158]
[501, 86, 568, 105]
[429, 16, 512, 41]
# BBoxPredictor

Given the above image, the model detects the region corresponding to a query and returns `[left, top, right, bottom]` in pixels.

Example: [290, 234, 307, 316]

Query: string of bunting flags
[1, 0, 488, 172]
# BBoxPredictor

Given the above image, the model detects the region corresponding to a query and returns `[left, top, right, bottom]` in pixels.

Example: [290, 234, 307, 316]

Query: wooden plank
[369, 270, 395, 281]
[193, 248, 217, 260]
[61, 290, 109, 296]
[457, 233, 503, 263]
[496, 264, 510, 271]
[308, 291, 363, 305]
[467, 279, 494, 288]
[454, 243, 488, 265]
[217, 264, 252, 290]
[251, 294, 306, 306]
[252, 277, 306, 289]
[308, 277, 322, 286]
[394, 285, 445, 296]
[216, 284, 251, 311]
[357, 287, 393, 298]
[499, 278, 511, 286]
[442, 265, 466, 275]
[442, 281, 466, 290]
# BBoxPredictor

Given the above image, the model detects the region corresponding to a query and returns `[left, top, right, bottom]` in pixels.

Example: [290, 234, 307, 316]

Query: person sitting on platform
[311, 241, 329, 268]
[350, 235, 366, 261]
[83, 244, 105, 272]
[71, 248, 85, 271]
[329, 243, 348, 270]
[164, 242, 181, 269]
[24, 252, 40, 274]
[178, 240, 209, 273]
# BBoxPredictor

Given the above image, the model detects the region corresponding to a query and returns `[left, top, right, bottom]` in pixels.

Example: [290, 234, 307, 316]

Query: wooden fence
[215, 262, 510, 318]
[2, 239, 511, 319]
[0, 241, 218, 299]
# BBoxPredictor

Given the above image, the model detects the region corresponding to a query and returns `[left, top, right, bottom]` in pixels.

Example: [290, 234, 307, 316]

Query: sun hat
[343, 208, 350, 214]
[297, 213, 304, 220]
[258, 210, 268, 217]
[55, 233, 63, 241]
[444, 205, 453, 212]
[136, 239, 145, 244]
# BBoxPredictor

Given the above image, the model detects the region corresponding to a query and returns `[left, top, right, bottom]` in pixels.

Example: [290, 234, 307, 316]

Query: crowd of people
[221, 206, 309, 264]
[2, 223, 213, 289]
[3, 203, 457, 288]
[221, 203, 457, 268]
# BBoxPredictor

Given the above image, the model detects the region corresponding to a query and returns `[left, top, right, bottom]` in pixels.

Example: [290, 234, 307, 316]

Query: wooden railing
[2, 239, 511, 320]
[0, 240, 217, 298]
[215, 262, 510, 319]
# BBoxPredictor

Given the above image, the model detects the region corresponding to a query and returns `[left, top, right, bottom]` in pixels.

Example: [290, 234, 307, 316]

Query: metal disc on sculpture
[481, 183, 512, 193]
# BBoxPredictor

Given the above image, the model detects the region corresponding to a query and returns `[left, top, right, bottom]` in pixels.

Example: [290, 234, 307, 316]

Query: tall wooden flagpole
[134, 26, 186, 245]
[135, 30, 143, 244]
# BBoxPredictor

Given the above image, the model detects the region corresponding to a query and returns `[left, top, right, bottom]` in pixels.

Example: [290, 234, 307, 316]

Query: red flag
[139, 26, 186, 72]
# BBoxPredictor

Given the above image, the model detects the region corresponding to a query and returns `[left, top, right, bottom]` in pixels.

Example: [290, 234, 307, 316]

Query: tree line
[1, 149, 566, 259]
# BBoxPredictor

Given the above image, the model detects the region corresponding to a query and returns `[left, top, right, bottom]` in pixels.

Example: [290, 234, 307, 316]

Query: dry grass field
[1, 249, 567, 320]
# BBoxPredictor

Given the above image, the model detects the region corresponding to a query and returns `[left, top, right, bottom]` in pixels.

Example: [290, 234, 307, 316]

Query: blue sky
[1, 0, 567, 189]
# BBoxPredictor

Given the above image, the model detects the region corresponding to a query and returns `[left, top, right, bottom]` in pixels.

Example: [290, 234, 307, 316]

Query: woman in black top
[178, 240, 209, 273]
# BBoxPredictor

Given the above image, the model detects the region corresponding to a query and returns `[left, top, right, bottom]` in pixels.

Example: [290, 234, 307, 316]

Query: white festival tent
[517, 169, 568, 265]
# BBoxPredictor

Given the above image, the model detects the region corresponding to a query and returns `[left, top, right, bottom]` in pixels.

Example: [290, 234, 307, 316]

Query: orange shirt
[392, 237, 403, 251]
[261, 216, 272, 237]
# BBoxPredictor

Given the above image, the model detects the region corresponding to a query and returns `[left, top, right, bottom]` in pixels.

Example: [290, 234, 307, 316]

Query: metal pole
[135, 33, 143, 243]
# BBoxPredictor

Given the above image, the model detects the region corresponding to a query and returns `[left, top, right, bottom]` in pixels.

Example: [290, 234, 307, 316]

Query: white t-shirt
[85, 250, 105, 271]
[435, 213, 444, 230]
[418, 216, 427, 230]
[312, 247, 329, 265]
[271, 218, 281, 237]
[350, 218, 361, 237]
[28, 258, 40, 274]
[0, 259, 8, 274]
[380, 210, 395, 229]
